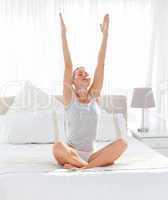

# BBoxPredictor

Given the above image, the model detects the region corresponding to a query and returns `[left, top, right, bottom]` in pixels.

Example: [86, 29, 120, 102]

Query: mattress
[0, 143, 57, 174]
[1, 136, 168, 200]
[0, 136, 168, 174]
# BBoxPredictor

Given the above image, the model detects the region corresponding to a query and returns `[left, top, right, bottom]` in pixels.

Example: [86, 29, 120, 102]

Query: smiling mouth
[83, 78, 90, 81]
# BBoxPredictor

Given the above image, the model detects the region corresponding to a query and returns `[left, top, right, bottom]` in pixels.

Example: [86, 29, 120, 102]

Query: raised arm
[89, 14, 109, 98]
[59, 13, 73, 106]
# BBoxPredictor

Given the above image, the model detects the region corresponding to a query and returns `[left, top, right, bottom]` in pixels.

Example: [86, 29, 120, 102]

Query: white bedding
[0, 136, 168, 174]
[0, 143, 57, 174]
[1, 136, 168, 200]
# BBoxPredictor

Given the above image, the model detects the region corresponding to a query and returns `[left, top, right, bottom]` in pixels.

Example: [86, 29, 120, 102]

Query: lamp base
[137, 128, 149, 132]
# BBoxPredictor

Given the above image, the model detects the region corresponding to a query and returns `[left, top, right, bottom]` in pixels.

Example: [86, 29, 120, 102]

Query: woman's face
[73, 67, 91, 88]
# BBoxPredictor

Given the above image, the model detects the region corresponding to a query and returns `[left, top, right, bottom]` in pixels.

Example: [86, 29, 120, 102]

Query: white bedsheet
[1, 136, 168, 200]
[0, 136, 168, 174]
[0, 143, 58, 174]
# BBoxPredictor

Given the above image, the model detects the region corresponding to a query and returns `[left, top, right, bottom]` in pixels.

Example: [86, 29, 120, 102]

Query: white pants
[77, 150, 93, 162]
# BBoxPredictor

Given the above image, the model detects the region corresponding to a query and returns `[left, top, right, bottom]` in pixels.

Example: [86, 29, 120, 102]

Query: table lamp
[131, 88, 155, 132]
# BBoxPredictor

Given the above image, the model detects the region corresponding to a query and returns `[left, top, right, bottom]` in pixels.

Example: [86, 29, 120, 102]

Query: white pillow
[114, 113, 127, 138]
[57, 110, 66, 141]
[7, 81, 60, 113]
[0, 110, 57, 144]
[6, 81, 65, 143]
[96, 109, 127, 141]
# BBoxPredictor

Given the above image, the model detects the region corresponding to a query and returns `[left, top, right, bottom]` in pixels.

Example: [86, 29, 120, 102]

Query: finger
[104, 14, 109, 24]
[104, 22, 109, 33]
[105, 14, 109, 18]
[59, 12, 62, 20]
[106, 15, 110, 22]
[102, 15, 107, 31]
[105, 14, 110, 23]
[102, 15, 106, 27]
[104, 15, 109, 32]
[59, 13, 64, 25]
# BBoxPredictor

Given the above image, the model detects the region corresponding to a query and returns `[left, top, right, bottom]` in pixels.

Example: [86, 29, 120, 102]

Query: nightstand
[130, 129, 168, 157]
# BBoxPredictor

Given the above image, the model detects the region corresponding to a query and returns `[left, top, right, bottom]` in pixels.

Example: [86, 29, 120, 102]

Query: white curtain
[147, 0, 168, 132]
[0, 0, 153, 97]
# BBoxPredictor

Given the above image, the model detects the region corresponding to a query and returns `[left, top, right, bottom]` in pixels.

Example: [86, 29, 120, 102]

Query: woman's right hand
[100, 14, 109, 36]
[59, 13, 66, 34]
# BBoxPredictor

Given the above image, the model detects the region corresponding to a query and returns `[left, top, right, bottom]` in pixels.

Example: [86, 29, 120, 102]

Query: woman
[53, 13, 127, 169]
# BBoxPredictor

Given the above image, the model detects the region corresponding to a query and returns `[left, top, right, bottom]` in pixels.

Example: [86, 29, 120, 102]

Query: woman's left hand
[100, 14, 110, 36]
[59, 13, 66, 34]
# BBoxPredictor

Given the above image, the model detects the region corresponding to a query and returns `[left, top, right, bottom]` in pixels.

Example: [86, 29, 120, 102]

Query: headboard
[0, 95, 127, 123]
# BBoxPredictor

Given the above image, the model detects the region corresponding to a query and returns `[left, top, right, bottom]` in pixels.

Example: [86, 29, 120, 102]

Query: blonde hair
[72, 67, 81, 80]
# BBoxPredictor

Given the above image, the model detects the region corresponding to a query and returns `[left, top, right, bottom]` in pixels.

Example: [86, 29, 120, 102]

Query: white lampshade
[131, 88, 155, 108]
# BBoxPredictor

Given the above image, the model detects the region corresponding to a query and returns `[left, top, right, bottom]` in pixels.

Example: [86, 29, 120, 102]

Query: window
[0, 0, 153, 96]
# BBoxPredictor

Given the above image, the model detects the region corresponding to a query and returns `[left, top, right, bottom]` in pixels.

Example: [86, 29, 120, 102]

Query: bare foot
[80, 165, 90, 170]
[63, 163, 78, 169]
[68, 149, 88, 168]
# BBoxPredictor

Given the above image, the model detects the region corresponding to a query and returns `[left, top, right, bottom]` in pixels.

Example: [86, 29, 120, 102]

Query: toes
[70, 156, 88, 168]
[63, 164, 77, 169]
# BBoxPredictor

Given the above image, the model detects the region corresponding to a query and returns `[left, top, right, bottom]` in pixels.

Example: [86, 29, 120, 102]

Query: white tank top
[65, 98, 100, 152]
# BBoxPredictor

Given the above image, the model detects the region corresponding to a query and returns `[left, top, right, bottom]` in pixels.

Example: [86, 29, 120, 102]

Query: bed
[0, 95, 168, 200]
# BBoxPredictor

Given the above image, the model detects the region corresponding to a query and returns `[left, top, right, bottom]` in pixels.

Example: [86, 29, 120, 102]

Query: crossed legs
[52, 141, 88, 168]
[53, 138, 127, 169]
[83, 138, 127, 169]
